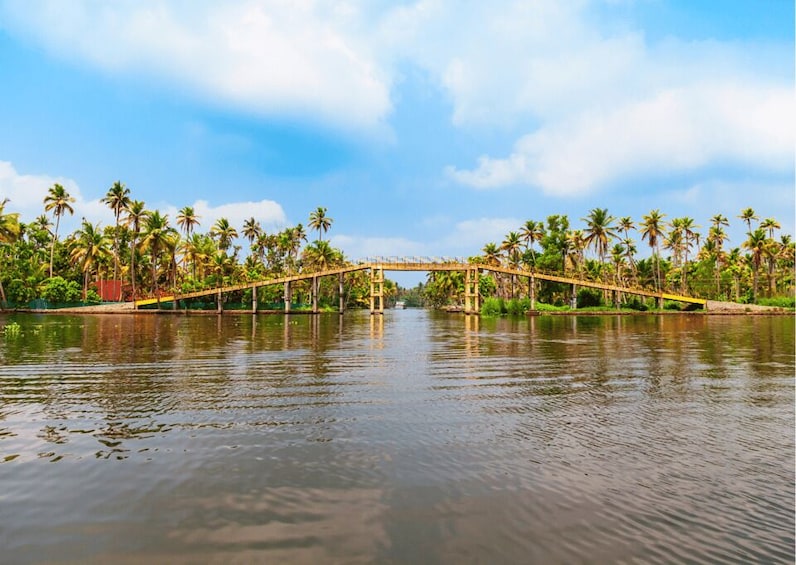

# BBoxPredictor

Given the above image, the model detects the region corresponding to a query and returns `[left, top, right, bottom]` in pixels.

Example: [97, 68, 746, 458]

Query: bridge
[134, 257, 707, 313]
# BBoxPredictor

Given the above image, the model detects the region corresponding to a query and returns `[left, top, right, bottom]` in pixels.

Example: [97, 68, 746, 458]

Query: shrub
[576, 288, 602, 308]
[39, 277, 82, 303]
[757, 296, 795, 309]
[481, 297, 504, 316]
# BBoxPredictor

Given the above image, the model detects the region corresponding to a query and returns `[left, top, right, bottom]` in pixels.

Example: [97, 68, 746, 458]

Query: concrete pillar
[529, 275, 536, 310]
[338, 272, 345, 314]
[252, 285, 257, 314]
[570, 284, 577, 309]
[284, 281, 291, 313]
[312, 276, 319, 314]
[217, 288, 223, 314]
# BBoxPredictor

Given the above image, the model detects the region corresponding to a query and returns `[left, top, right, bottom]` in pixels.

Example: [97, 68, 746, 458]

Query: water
[0, 311, 793, 564]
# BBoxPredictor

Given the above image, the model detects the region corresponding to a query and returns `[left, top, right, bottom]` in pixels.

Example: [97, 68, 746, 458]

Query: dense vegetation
[0, 185, 793, 311]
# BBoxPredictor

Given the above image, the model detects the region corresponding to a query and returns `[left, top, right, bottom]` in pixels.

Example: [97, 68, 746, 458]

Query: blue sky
[0, 0, 793, 284]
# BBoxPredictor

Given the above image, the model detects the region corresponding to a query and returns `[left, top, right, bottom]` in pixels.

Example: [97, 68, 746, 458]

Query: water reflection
[0, 311, 793, 563]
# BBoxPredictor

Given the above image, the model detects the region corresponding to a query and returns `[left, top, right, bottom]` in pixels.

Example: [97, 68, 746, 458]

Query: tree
[125, 200, 147, 299]
[101, 180, 131, 297]
[210, 217, 238, 252]
[308, 207, 332, 241]
[43, 183, 75, 278]
[177, 206, 200, 237]
[0, 198, 21, 307]
[640, 209, 666, 291]
[242, 217, 262, 247]
[582, 207, 617, 276]
[140, 211, 175, 298]
[520, 220, 544, 266]
[738, 208, 758, 235]
[743, 228, 768, 302]
[70, 219, 111, 300]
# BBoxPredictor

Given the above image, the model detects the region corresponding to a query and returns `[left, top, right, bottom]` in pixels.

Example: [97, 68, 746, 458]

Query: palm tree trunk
[49, 215, 61, 278]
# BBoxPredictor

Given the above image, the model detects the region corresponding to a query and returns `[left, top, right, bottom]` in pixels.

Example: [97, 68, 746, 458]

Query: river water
[0, 311, 793, 564]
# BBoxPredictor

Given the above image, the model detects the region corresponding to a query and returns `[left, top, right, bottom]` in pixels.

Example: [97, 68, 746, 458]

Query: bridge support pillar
[338, 273, 345, 314]
[656, 295, 664, 310]
[284, 281, 291, 314]
[217, 288, 223, 314]
[529, 275, 536, 310]
[312, 276, 319, 314]
[570, 284, 577, 309]
[465, 268, 480, 315]
[252, 285, 257, 314]
[370, 266, 384, 315]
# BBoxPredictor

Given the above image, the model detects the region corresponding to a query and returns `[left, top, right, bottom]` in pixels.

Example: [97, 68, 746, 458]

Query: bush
[39, 277, 82, 303]
[5, 278, 37, 304]
[481, 296, 505, 316]
[576, 288, 602, 308]
[625, 298, 648, 311]
[757, 296, 795, 308]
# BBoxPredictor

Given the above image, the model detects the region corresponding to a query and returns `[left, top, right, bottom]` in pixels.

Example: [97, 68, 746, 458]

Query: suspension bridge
[133, 257, 707, 314]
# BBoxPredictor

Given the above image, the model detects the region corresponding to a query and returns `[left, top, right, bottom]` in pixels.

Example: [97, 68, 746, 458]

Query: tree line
[1, 184, 793, 309]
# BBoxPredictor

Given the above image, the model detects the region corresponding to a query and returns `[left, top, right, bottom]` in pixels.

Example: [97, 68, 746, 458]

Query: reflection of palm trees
[43, 183, 75, 278]
[70, 219, 112, 299]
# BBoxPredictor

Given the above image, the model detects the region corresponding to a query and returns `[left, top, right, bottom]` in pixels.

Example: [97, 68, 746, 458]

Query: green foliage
[576, 288, 602, 308]
[5, 278, 37, 303]
[481, 297, 505, 316]
[39, 277, 82, 303]
[757, 296, 795, 308]
[2, 321, 21, 336]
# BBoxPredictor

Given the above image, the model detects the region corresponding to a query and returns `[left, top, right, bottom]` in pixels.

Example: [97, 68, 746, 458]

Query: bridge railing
[357, 256, 469, 265]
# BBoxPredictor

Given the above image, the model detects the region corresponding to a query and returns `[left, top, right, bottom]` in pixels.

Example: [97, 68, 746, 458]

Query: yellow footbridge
[134, 258, 707, 313]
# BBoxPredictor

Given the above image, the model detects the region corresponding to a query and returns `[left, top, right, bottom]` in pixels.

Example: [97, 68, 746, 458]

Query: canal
[1, 311, 793, 563]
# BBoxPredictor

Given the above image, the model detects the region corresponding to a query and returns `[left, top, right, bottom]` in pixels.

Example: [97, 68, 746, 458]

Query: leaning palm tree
[125, 200, 147, 299]
[640, 209, 666, 291]
[100, 180, 131, 296]
[43, 183, 76, 278]
[582, 208, 617, 277]
[70, 219, 112, 300]
[308, 207, 332, 241]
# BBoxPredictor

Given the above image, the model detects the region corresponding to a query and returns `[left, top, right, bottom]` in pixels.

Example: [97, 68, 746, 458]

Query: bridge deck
[134, 261, 706, 308]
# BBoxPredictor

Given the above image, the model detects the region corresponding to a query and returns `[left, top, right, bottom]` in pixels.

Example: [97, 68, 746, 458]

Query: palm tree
[708, 226, 729, 295]
[210, 217, 238, 252]
[125, 200, 147, 299]
[482, 242, 501, 267]
[520, 220, 544, 266]
[242, 217, 262, 248]
[308, 207, 332, 241]
[640, 209, 666, 291]
[43, 183, 76, 277]
[140, 211, 174, 298]
[501, 231, 523, 298]
[0, 198, 21, 307]
[738, 208, 758, 235]
[100, 180, 131, 296]
[743, 228, 768, 302]
[675, 217, 699, 293]
[70, 219, 112, 300]
[177, 206, 200, 237]
[582, 208, 617, 276]
[710, 214, 729, 231]
[302, 240, 339, 271]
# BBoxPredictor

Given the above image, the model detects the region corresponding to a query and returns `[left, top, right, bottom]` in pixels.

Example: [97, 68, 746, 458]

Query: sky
[0, 0, 793, 285]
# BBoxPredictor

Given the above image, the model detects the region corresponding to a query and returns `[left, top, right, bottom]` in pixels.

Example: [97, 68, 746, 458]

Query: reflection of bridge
[134, 257, 707, 313]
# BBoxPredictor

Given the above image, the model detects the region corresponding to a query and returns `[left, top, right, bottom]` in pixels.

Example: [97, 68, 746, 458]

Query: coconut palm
[640, 209, 666, 291]
[124, 200, 147, 299]
[101, 181, 131, 296]
[482, 242, 501, 267]
[242, 217, 262, 247]
[210, 217, 238, 252]
[0, 199, 21, 307]
[43, 183, 76, 277]
[582, 208, 617, 277]
[743, 228, 768, 302]
[302, 240, 340, 271]
[140, 211, 175, 298]
[70, 219, 112, 300]
[308, 207, 332, 241]
[177, 206, 200, 237]
[738, 208, 758, 235]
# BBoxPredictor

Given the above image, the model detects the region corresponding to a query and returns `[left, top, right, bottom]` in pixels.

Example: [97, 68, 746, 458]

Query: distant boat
[394, 301, 406, 309]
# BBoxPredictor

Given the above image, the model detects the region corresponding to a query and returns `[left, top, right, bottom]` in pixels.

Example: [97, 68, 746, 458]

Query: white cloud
[441, 217, 522, 250]
[448, 81, 794, 195]
[331, 234, 427, 261]
[0, 0, 392, 130]
[0, 161, 288, 238]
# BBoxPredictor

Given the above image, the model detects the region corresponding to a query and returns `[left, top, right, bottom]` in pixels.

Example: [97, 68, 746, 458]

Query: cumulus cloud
[330, 234, 428, 261]
[448, 83, 795, 195]
[0, 0, 392, 130]
[0, 161, 287, 238]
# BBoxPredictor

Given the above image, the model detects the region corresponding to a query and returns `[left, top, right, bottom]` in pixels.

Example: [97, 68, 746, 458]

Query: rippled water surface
[0, 311, 793, 564]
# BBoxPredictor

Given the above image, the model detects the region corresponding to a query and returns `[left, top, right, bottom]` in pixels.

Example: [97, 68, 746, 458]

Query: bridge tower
[370, 266, 384, 315]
